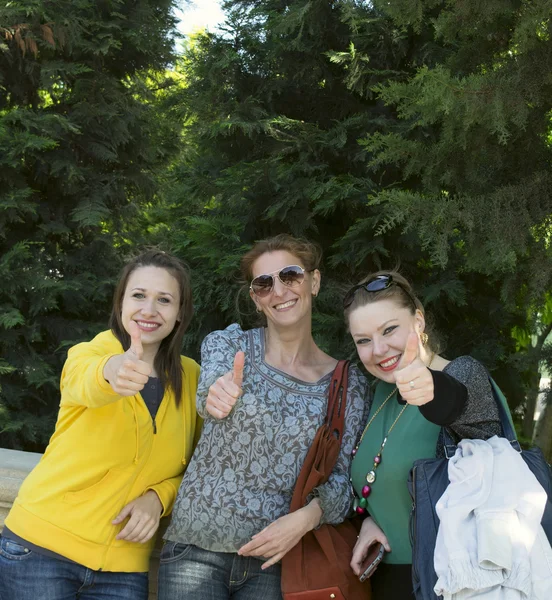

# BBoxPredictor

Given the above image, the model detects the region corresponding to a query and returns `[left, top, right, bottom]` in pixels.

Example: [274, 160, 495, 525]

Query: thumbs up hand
[206, 351, 245, 419]
[128, 320, 144, 361]
[103, 321, 153, 396]
[394, 332, 434, 406]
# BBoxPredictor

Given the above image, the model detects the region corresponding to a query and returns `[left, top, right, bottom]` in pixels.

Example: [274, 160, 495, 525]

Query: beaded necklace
[351, 353, 434, 515]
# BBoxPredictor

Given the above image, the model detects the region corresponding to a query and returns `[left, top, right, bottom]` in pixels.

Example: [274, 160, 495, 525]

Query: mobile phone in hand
[359, 542, 385, 582]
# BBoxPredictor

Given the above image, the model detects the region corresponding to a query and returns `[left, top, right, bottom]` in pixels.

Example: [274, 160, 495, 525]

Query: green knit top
[350, 380, 441, 564]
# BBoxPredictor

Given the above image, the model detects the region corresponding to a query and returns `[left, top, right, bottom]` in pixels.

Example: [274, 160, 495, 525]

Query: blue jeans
[157, 542, 282, 600]
[0, 536, 148, 600]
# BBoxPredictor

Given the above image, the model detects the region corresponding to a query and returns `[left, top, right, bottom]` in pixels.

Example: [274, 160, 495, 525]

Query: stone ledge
[0, 448, 42, 528]
[0, 447, 161, 599]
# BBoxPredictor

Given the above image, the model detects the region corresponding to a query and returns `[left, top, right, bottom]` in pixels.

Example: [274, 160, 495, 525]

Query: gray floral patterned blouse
[165, 324, 370, 553]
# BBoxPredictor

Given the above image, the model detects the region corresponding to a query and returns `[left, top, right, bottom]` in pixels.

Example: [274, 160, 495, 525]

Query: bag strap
[324, 359, 350, 442]
[442, 371, 521, 458]
[288, 360, 350, 511]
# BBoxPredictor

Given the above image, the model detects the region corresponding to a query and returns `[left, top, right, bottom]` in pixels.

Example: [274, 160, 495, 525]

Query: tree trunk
[533, 402, 552, 464]
[523, 324, 552, 440]
[522, 379, 540, 439]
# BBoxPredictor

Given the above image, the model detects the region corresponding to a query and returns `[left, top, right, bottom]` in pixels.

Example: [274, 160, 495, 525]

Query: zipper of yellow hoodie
[101, 463, 149, 569]
[100, 401, 158, 570]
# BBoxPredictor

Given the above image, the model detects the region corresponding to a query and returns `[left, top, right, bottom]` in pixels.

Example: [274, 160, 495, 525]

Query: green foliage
[2, 0, 551, 452]
[149, 0, 547, 421]
[352, 0, 552, 419]
[0, 0, 180, 450]
[145, 0, 413, 358]
[362, 1, 552, 272]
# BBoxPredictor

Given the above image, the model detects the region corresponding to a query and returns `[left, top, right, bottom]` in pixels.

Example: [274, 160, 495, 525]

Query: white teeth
[380, 355, 399, 368]
[275, 300, 297, 310]
[137, 322, 159, 329]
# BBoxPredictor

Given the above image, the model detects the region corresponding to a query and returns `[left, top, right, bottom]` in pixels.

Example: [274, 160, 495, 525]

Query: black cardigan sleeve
[415, 369, 468, 425]
[438, 356, 502, 441]
[397, 356, 502, 447]
[419, 369, 468, 426]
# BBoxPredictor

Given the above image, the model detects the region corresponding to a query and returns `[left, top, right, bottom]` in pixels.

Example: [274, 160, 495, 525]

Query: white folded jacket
[433, 436, 552, 600]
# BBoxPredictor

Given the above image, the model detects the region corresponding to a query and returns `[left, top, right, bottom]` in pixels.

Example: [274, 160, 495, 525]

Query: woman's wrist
[143, 490, 163, 516]
[360, 516, 375, 532]
[102, 354, 119, 383]
[302, 498, 323, 531]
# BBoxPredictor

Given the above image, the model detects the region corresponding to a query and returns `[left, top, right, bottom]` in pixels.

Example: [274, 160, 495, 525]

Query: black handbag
[407, 376, 552, 600]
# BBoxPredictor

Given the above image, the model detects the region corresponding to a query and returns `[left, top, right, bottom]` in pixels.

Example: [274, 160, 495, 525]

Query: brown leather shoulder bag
[281, 360, 372, 600]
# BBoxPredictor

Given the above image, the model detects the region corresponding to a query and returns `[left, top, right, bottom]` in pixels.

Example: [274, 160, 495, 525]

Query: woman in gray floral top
[158, 234, 369, 600]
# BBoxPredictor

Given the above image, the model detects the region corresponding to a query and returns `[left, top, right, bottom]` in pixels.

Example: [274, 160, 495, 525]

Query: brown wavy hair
[109, 250, 193, 405]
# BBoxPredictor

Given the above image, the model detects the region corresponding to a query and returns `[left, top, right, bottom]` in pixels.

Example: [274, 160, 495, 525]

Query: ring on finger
[409, 380, 415, 389]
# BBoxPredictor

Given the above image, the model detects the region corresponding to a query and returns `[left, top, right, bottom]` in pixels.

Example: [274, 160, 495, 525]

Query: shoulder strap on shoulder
[442, 371, 521, 458]
[325, 360, 350, 443]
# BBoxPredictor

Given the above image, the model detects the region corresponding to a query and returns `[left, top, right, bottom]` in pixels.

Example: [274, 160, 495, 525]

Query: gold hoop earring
[420, 332, 429, 346]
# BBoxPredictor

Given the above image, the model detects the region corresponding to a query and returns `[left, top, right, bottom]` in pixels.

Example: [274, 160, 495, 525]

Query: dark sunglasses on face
[250, 265, 307, 298]
[342, 274, 417, 309]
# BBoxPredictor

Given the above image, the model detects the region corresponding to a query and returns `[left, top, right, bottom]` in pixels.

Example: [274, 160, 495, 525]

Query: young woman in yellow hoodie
[0, 250, 202, 600]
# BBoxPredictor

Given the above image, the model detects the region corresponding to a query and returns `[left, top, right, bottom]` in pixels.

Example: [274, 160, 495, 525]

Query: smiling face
[249, 250, 320, 328]
[348, 298, 425, 383]
[121, 266, 181, 352]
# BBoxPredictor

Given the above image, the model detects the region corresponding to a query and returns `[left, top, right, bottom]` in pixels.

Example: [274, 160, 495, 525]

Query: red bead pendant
[361, 485, 371, 498]
[355, 506, 366, 515]
[374, 455, 381, 464]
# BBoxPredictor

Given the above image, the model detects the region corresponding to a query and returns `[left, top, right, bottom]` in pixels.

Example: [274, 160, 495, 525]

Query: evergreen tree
[154, 0, 529, 417]
[0, 0, 180, 450]
[153, 0, 431, 359]
[342, 0, 552, 438]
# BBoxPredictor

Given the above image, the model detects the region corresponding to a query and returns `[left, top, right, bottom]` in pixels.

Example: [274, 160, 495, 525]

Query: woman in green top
[343, 271, 502, 598]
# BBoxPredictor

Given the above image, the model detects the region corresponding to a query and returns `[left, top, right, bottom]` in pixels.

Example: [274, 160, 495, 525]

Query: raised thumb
[397, 332, 419, 370]
[128, 321, 143, 360]
[232, 351, 245, 388]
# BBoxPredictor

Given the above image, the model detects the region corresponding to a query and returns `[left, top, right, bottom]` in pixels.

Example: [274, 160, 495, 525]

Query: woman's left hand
[394, 332, 434, 406]
[238, 501, 322, 569]
[113, 490, 163, 543]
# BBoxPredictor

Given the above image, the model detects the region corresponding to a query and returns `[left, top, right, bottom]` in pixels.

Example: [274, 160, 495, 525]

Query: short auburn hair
[240, 234, 322, 281]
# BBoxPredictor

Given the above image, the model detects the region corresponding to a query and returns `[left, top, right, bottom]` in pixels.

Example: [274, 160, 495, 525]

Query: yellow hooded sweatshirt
[5, 330, 202, 572]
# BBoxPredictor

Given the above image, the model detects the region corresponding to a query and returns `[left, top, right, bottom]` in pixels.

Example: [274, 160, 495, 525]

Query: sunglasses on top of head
[250, 265, 308, 298]
[342, 274, 417, 309]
